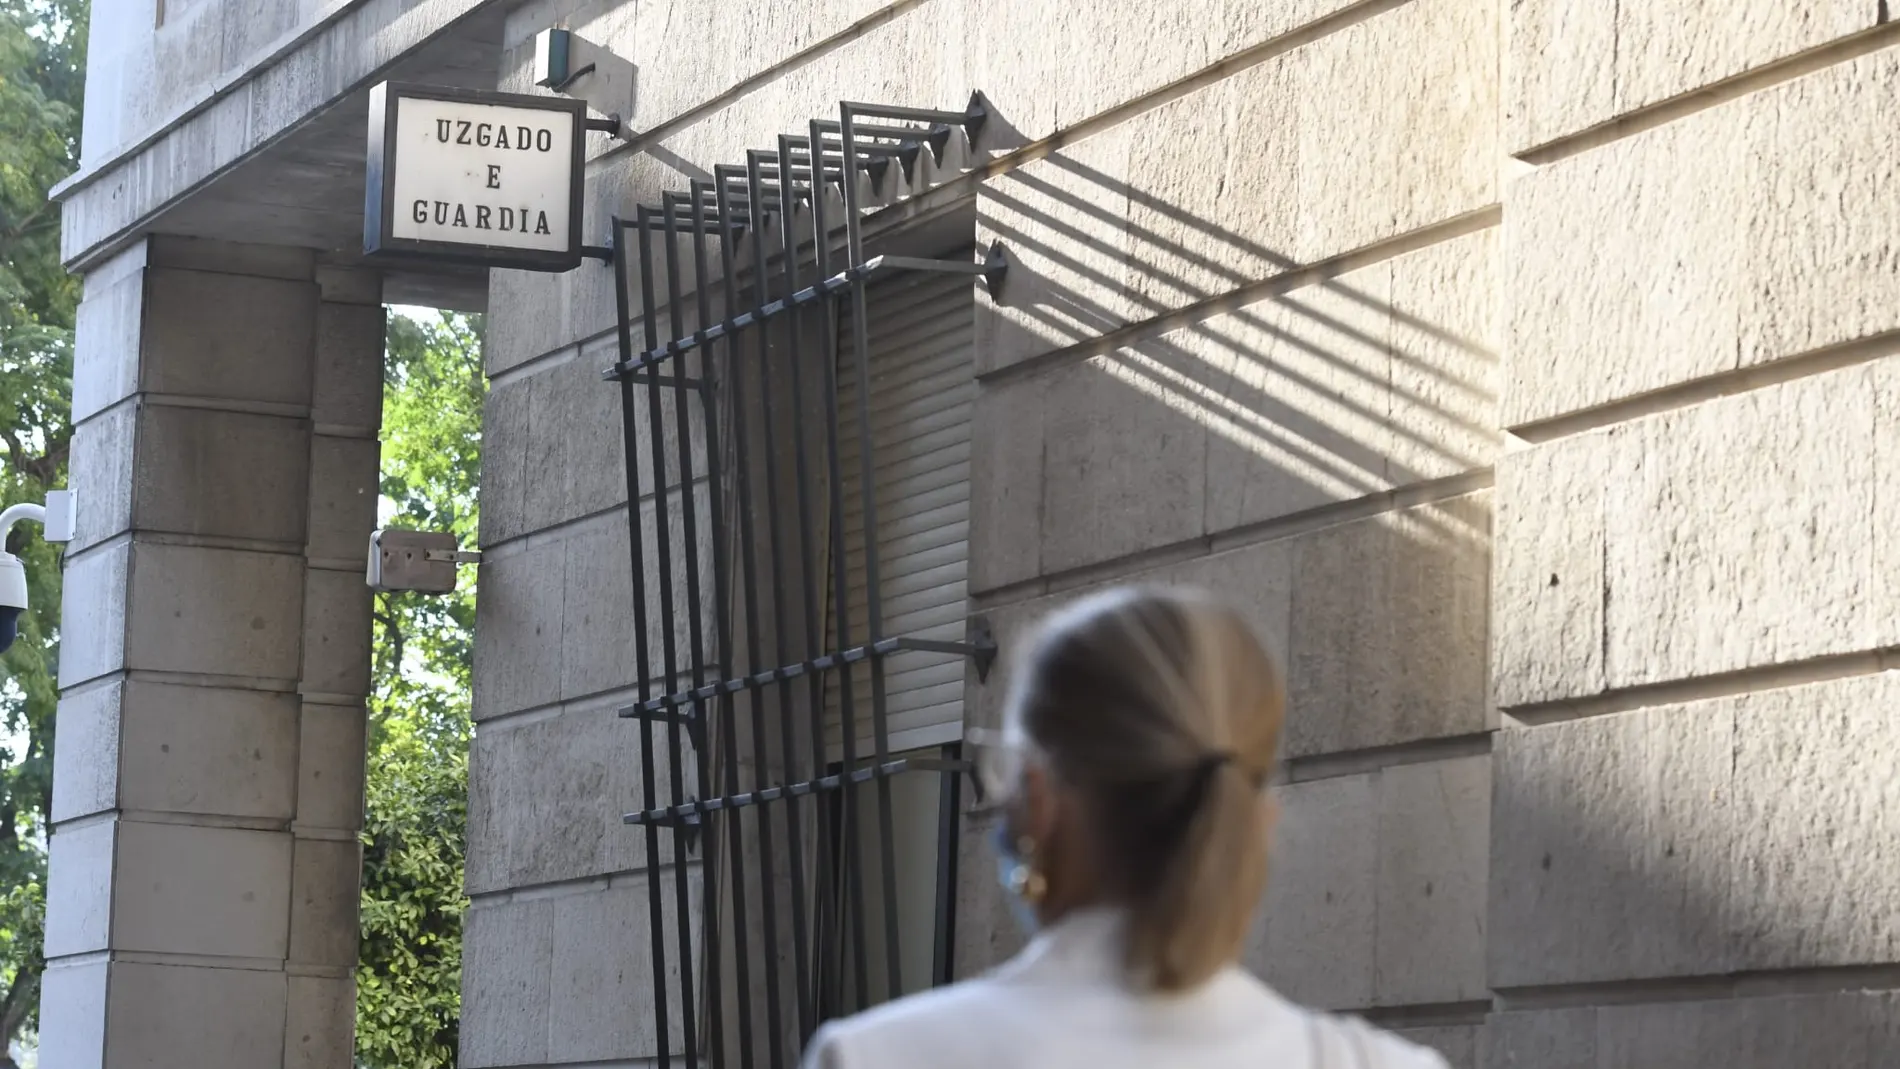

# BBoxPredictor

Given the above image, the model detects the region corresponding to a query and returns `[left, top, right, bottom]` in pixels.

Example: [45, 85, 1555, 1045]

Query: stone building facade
[39, 0, 1900, 1067]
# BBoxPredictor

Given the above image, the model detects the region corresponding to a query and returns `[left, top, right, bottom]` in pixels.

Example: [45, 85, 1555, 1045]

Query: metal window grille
[605, 97, 1007, 1069]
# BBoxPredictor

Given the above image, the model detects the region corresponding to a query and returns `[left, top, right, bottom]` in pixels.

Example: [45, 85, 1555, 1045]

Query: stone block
[124, 542, 306, 681]
[461, 896, 553, 1068]
[140, 267, 317, 408]
[478, 365, 530, 548]
[466, 702, 688, 893]
[117, 680, 299, 820]
[1593, 991, 1900, 1069]
[1374, 756, 1489, 1006]
[1500, 0, 1615, 155]
[51, 681, 122, 823]
[1602, 367, 1879, 689]
[1490, 439, 1606, 708]
[560, 497, 718, 702]
[1497, 362, 1897, 701]
[483, 341, 709, 545]
[548, 874, 700, 1061]
[472, 536, 566, 720]
[306, 435, 380, 561]
[1386, 229, 1502, 484]
[1202, 261, 1396, 533]
[37, 960, 107, 1069]
[951, 808, 1023, 979]
[1742, 49, 1900, 365]
[140, 0, 222, 133]
[297, 702, 367, 832]
[1291, 0, 1496, 264]
[1506, 0, 1874, 153]
[68, 399, 135, 553]
[1249, 772, 1377, 1010]
[58, 542, 130, 689]
[964, 536, 1295, 737]
[1483, 1009, 1595, 1069]
[132, 405, 310, 545]
[288, 837, 363, 969]
[73, 268, 145, 424]
[1503, 112, 1746, 427]
[1396, 1025, 1482, 1069]
[221, 0, 299, 69]
[1505, 50, 1900, 426]
[44, 818, 116, 958]
[1489, 704, 1738, 987]
[1124, 72, 1292, 311]
[974, 129, 1136, 376]
[1039, 350, 1207, 574]
[1287, 493, 1491, 758]
[975, 0, 1496, 365]
[105, 961, 289, 1069]
[300, 568, 373, 697]
[1495, 674, 1900, 988]
[111, 821, 293, 960]
[1727, 675, 1900, 970]
[1160, 537, 1297, 684]
[966, 374, 1044, 594]
[284, 975, 356, 1069]
[312, 302, 385, 431]
[145, 236, 316, 281]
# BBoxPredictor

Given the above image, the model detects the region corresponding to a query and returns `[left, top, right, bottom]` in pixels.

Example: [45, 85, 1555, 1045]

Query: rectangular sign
[364, 82, 587, 272]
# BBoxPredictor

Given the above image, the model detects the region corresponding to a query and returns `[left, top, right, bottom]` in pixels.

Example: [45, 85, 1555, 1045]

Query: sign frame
[364, 81, 589, 273]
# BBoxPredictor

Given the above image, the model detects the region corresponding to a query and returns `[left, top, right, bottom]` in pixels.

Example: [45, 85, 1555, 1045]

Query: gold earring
[1007, 837, 1047, 904]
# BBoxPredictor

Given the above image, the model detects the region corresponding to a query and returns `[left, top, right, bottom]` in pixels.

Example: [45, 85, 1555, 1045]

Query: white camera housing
[0, 490, 77, 653]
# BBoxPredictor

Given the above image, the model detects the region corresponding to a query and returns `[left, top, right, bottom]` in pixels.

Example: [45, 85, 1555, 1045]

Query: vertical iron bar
[931, 741, 964, 987]
[705, 181, 760, 1069]
[762, 142, 819, 1045]
[616, 215, 673, 1068]
[786, 152, 838, 1029]
[738, 156, 790, 1069]
[658, 195, 706, 1066]
[685, 181, 730, 1069]
[810, 115, 871, 1015]
[775, 136, 829, 1042]
[839, 102, 907, 1000]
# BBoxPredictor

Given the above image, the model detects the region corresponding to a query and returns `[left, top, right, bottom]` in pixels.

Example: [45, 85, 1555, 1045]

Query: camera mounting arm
[0, 490, 76, 654]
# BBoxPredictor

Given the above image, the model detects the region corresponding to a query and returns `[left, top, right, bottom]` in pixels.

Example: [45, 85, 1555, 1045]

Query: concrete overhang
[53, 0, 513, 310]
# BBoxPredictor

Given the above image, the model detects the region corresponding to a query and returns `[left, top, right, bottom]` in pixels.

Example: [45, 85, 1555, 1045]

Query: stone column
[40, 237, 382, 1069]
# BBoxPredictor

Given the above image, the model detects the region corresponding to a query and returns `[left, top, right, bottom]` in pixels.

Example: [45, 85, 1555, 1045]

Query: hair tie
[1197, 750, 1267, 788]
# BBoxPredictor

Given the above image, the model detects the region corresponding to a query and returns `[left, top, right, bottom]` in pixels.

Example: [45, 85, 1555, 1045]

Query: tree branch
[0, 966, 38, 1057]
[375, 606, 406, 677]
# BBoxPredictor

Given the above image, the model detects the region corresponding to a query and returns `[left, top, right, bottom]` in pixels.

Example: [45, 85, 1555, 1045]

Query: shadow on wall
[947, 115, 1900, 1068]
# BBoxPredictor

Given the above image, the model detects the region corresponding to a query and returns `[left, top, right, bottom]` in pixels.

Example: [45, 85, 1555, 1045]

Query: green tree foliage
[356, 310, 484, 1069]
[0, 0, 84, 1062]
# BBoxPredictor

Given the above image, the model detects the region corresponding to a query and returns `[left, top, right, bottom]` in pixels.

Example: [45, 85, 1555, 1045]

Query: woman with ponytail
[802, 586, 1447, 1069]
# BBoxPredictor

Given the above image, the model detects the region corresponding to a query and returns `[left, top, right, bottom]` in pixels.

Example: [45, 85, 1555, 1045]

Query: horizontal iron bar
[616, 635, 996, 718]
[841, 101, 983, 126]
[602, 254, 992, 377]
[622, 756, 973, 827]
[626, 373, 704, 388]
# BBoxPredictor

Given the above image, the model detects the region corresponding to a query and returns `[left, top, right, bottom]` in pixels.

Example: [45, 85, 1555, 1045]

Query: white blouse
[802, 909, 1450, 1069]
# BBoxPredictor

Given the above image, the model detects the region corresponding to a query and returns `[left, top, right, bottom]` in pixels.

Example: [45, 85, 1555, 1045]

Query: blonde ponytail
[1004, 587, 1284, 992]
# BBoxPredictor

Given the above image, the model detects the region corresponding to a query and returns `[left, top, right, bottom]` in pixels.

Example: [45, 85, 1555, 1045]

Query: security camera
[0, 491, 75, 655]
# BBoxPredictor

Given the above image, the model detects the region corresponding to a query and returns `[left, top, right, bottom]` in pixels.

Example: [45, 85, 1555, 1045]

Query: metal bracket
[423, 549, 484, 565]
[582, 236, 615, 264]
[534, 28, 635, 138]
[967, 614, 999, 683]
[981, 241, 1010, 298]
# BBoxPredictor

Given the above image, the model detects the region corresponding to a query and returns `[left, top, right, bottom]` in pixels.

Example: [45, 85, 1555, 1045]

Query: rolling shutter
[825, 256, 975, 755]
